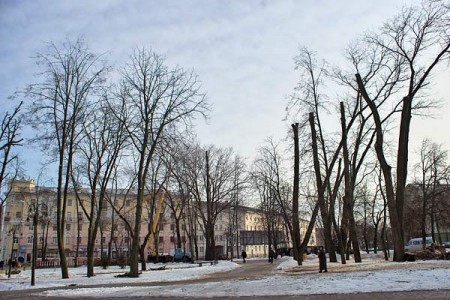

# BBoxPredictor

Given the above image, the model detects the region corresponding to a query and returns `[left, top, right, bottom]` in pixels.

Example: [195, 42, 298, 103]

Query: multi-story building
[1, 179, 316, 264]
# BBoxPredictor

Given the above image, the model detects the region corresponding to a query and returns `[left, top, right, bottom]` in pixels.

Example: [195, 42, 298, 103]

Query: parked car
[444, 242, 450, 249]
[173, 248, 192, 262]
[404, 237, 433, 252]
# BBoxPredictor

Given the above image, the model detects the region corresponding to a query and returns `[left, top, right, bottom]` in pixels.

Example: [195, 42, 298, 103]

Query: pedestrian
[318, 246, 327, 273]
[241, 250, 247, 263]
[268, 249, 274, 264]
[0, 260, 3, 270]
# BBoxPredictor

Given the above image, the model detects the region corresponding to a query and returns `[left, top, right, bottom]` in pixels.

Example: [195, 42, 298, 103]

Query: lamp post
[8, 226, 17, 279]
[27, 202, 39, 286]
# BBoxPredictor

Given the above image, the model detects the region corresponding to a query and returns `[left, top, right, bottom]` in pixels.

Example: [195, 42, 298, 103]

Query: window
[77, 237, 82, 243]
[78, 212, 83, 220]
[124, 237, 129, 243]
[199, 235, 204, 241]
[159, 236, 164, 243]
[39, 236, 44, 243]
[126, 200, 131, 207]
[200, 246, 204, 253]
[66, 236, 70, 244]
[101, 237, 106, 244]
[67, 212, 72, 221]
[170, 224, 175, 231]
[52, 236, 58, 244]
[16, 211, 22, 219]
[27, 236, 33, 244]
[66, 224, 71, 231]
[170, 236, 175, 243]
[78, 224, 83, 231]
[68, 199, 72, 206]
[53, 225, 57, 231]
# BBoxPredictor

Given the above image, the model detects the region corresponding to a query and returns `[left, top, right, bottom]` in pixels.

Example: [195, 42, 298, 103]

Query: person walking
[318, 246, 327, 273]
[268, 249, 274, 264]
[241, 250, 247, 263]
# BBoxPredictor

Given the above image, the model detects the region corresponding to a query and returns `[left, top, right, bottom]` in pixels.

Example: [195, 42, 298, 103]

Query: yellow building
[1, 179, 317, 263]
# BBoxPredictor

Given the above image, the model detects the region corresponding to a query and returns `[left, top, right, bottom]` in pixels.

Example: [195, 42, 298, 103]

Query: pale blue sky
[1, 0, 449, 179]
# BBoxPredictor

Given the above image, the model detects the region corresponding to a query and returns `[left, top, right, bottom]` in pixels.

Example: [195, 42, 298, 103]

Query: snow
[1, 253, 449, 298]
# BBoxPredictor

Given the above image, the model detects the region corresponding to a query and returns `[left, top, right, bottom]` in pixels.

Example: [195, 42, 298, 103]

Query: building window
[199, 235, 204, 241]
[78, 224, 83, 231]
[16, 211, 22, 219]
[77, 237, 82, 243]
[101, 237, 106, 244]
[67, 212, 72, 221]
[78, 212, 83, 220]
[126, 200, 131, 207]
[159, 236, 164, 243]
[66, 236, 70, 244]
[26, 235, 33, 244]
[52, 237, 58, 244]
[66, 224, 71, 231]
[170, 236, 175, 243]
[200, 246, 204, 253]
[124, 237, 129, 243]
[170, 224, 175, 231]
[68, 199, 72, 206]
[53, 224, 57, 231]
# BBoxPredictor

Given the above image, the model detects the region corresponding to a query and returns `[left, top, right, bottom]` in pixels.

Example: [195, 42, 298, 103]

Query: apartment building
[1, 179, 316, 264]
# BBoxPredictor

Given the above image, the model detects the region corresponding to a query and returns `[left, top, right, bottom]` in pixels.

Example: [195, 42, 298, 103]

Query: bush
[101, 256, 110, 269]
[117, 253, 127, 269]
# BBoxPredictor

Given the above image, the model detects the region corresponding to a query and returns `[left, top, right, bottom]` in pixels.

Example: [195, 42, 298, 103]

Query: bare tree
[71, 93, 128, 277]
[412, 139, 449, 247]
[26, 38, 107, 278]
[0, 102, 23, 231]
[116, 48, 207, 277]
[356, 0, 449, 261]
[186, 145, 245, 260]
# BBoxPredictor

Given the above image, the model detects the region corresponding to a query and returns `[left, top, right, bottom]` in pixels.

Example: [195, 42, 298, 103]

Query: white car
[404, 237, 433, 252]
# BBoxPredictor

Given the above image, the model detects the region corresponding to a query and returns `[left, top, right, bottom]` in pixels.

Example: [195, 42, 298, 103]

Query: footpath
[0, 259, 449, 299]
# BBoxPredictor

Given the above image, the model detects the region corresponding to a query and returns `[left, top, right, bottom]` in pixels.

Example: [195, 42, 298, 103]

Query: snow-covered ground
[1, 253, 449, 298]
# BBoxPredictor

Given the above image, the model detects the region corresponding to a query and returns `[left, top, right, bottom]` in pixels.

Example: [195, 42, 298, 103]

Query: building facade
[1, 179, 316, 264]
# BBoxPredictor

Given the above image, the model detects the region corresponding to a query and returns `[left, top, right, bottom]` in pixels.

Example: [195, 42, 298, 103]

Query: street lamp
[7, 226, 17, 279]
[27, 202, 39, 286]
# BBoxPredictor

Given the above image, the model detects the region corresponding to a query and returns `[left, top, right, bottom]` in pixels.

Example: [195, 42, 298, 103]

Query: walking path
[0, 259, 448, 299]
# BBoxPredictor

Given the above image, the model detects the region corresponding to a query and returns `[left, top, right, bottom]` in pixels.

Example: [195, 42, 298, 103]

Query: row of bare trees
[15, 37, 253, 280]
[275, 0, 449, 264]
[4, 0, 448, 282]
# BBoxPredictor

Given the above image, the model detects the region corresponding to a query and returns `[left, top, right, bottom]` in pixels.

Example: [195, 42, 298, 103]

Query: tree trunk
[356, 74, 404, 262]
[291, 123, 302, 265]
[309, 112, 335, 262]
